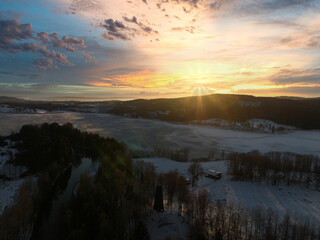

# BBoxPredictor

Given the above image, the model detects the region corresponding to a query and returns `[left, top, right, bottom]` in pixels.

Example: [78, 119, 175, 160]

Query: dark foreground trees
[0, 123, 140, 240]
[0, 178, 35, 239]
[187, 192, 320, 240]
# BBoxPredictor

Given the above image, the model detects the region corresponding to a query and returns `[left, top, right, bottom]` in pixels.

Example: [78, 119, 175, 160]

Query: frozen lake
[0, 112, 319, 157]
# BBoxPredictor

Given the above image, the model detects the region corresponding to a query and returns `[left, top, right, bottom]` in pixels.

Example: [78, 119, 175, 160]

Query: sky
[1, 0, 320, 101]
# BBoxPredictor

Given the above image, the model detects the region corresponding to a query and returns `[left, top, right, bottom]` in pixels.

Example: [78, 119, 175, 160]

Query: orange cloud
[88, 70, 182, 88]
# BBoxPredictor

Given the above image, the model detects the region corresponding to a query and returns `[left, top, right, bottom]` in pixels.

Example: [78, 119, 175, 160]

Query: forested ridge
[107, 94, 320, 130]
[1, 94, 320, 129]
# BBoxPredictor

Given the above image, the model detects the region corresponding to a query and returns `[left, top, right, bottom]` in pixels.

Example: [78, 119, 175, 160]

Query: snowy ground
[0, 112, 319, 159]
[0, 140, 27, 178]
[135, 158, 320, 223]
[0, 140, 28, 214]
[147, 209, 188, 240]
[0, 178, 24, 214]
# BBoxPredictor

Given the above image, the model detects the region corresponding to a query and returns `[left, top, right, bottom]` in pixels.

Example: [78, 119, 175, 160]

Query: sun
[191, 85, 213, 96]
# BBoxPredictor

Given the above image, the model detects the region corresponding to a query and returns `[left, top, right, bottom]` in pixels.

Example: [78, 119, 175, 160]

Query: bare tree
[188, 162, 203, 186]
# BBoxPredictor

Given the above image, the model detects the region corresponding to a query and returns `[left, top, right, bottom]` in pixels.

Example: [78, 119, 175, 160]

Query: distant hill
[1, 94, 320, 130]
[0, 96, 25, 102]
[105, 94, 320, 130]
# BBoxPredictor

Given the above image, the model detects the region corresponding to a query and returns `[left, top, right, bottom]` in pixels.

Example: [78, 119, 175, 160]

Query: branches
[188, 162, 204, 186]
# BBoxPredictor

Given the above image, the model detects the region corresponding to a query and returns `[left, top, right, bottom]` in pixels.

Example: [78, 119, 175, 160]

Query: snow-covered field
[0, 112, 319, 158]
[135, 158, 320, 223]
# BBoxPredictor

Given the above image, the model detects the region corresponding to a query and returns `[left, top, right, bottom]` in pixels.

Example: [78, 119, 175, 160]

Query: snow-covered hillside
[192, 118, 295, 133]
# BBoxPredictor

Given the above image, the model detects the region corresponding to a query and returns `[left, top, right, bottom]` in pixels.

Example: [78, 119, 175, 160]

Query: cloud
[181, 0, 201, 7]
[0, 10, 24, 20]
[0, 70, 43, 80]
[234, 85, 320, 97]
[36, 32, 86, 51]
[101, 31, 131, 41]
[92, 70, 182, 88]
[307, 35, 320, 48]
[261, 0, 316, 11]
[123, 16, 158, 34]
[210, 0, 318, 16]
[123, 16, 138, 24]
[101, 17, 158, 41]
[32, 58, 54, 70]
[171, 26, 195, 33]
[101, 18, 132, 41]
[0, 18, 86, 69]
[81, 51, 98, 63]
[29, 83, 59, 91]
[277, 32, 320, 50]
[153, 0, 206, 13]
[0, 19, 33, 46]
[209, 0, 235, 11]
[69, 0, 102, 13]
[103, 19, 126, 32]
[162, 0, 204, 8]
[270, 68, 320, 85]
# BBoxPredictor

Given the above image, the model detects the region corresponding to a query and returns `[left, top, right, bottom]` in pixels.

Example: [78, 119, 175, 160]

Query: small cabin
[184, 178, 191, 185]
[205, 169, 222, 180]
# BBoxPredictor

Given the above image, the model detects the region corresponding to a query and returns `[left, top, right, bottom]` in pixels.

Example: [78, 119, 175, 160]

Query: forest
[0, 123, 136, 239]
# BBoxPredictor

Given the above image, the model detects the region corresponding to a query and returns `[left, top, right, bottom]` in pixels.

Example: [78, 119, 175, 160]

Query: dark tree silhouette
[153, 185, 164, 212]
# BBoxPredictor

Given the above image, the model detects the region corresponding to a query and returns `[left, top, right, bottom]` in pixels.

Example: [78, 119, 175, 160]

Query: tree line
[227, 151, 320, 188]
[154, 146, 189, 162]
